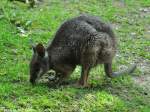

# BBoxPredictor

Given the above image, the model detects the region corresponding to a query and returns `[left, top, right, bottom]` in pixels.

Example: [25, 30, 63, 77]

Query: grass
[0, 0, 150, 111]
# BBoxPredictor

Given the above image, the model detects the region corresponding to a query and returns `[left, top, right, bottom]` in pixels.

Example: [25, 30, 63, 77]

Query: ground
[0, 0, 150, 112]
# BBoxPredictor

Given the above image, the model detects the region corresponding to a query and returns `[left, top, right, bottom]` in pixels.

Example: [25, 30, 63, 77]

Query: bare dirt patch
[133, 75, 150, 91]
[132, 58, 150, 92]
[139, 7, 150, 18]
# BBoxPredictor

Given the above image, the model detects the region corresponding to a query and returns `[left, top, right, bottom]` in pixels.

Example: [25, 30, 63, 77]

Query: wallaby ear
[35, 43, 45, 57]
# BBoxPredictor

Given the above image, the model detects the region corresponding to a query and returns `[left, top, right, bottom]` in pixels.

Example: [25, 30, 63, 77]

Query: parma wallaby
[29, 14, 136, 87]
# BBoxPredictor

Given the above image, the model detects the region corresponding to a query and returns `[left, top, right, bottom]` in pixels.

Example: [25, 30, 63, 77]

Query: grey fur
[29, 14, 136, 86]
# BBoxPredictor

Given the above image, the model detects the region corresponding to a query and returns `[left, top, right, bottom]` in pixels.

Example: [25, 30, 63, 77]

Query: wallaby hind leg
[77, 66, 91, 87]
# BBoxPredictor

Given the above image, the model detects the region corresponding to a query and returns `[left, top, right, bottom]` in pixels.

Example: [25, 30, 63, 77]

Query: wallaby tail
[112, 64, 137, 77]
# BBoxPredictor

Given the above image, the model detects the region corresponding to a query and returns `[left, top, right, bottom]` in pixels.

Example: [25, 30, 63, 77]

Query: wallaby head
[29, 43, 49, 84]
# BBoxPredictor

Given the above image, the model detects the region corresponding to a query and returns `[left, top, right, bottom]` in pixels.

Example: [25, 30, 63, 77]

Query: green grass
[0, 0, 150, 111]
